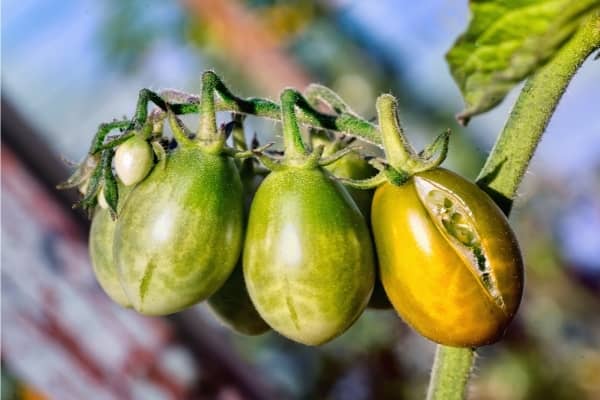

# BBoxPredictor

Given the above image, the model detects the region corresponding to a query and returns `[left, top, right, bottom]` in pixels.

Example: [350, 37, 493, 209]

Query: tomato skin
[372, 168, 523, 347]
[244, 167, 375, 345]
[115, 147, 244, 316]
[89, 207, 131, 307]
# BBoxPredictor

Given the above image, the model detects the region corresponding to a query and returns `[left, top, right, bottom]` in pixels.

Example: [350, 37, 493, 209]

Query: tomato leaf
[447, 0, 600, 125]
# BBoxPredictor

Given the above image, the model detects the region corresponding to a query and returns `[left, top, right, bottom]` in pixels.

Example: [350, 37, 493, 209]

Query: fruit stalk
[427, 11, 600, 400]
[280, 89, 309, 161]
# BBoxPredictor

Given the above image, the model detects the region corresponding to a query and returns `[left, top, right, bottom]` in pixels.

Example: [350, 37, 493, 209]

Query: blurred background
[2, 1, 600, 399]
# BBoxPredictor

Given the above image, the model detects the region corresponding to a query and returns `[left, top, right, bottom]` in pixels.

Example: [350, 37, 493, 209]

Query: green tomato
[114, 135, 154, 186]
[372, 168, 524, 346]
[90, 211, 130, 307]
[115, 147, 244, 316]
[244, 167, 375, 345]
[89, 184, 132, 307]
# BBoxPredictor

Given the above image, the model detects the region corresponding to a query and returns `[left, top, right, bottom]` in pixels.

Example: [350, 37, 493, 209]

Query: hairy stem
[280, 89, 309, 162]
[428, 11, 600, 400]
[376, 94, 414, 170]
[159, 83, 382, 146]
[198, 71, 220, 142]
[427, 346, 474, 400]
[476, 11, 600, 213]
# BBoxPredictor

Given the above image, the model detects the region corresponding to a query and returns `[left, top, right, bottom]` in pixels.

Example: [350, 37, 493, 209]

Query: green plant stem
[158, 88, 382, 146]
[89, 73, 382, 156]
[426, 346, 474, 400]
[376, 94, 414, 170]
[280, 89, 309, 161]
[428, 12, 599, 400]
[198, 71, 220, 143]
[476, 11, 600, 212]
[218, 94, 382, 146]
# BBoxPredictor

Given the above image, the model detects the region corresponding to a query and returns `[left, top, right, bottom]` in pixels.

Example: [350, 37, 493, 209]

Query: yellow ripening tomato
[371, 168, 523, 347]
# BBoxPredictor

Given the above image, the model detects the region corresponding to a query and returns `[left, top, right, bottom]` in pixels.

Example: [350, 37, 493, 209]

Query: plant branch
[428, 11, 600, 400]
[427, 346, 474, 400]
[158, 81, 383, 146]
[280, 89, 309, 161]
[476, 11, 600, 213]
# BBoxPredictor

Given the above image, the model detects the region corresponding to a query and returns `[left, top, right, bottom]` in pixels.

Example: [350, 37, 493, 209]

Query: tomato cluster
[76, 76, 524, 348]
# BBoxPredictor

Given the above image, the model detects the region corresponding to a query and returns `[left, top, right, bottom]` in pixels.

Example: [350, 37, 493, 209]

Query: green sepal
[319, 145, 360, 167]
[255, 153, 284, 172]
[166, 109, 194, 148]
[73, 154, 105, 217]
[376, 94, 451, 179]
[151, 141, 167, 169]
[229, 143, 274, 160]
[56, 153, 100, 190]
[335, 170, 388, 190]
[101, 150, 119, 219]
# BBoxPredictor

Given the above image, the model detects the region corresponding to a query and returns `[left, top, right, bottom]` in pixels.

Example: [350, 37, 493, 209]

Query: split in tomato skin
[243, 167, 375, 346]
[114, 146, 244, 316]
[371, 168, 524, 347]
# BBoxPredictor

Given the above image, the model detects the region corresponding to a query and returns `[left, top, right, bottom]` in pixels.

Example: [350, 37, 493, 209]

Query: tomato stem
[376, 94, 415, 171]
[376, 95, 451, 180]
[90, 75, 383, 158]
[230, 114, 248, 152]
[280, 89, 310, 164]
[156, 84, 384, 146]
[197, 71, 225, 152]
[426, 346, 474, 400]
[476, 11, 600, 213]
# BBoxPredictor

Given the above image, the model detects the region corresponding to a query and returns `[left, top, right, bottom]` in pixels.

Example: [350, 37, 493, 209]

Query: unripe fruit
[372, 168, 524, 347]
[114, 135, 154, 186]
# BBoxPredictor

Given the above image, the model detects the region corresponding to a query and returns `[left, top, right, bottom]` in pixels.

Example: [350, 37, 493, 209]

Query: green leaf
[447, 0, 600, 124]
